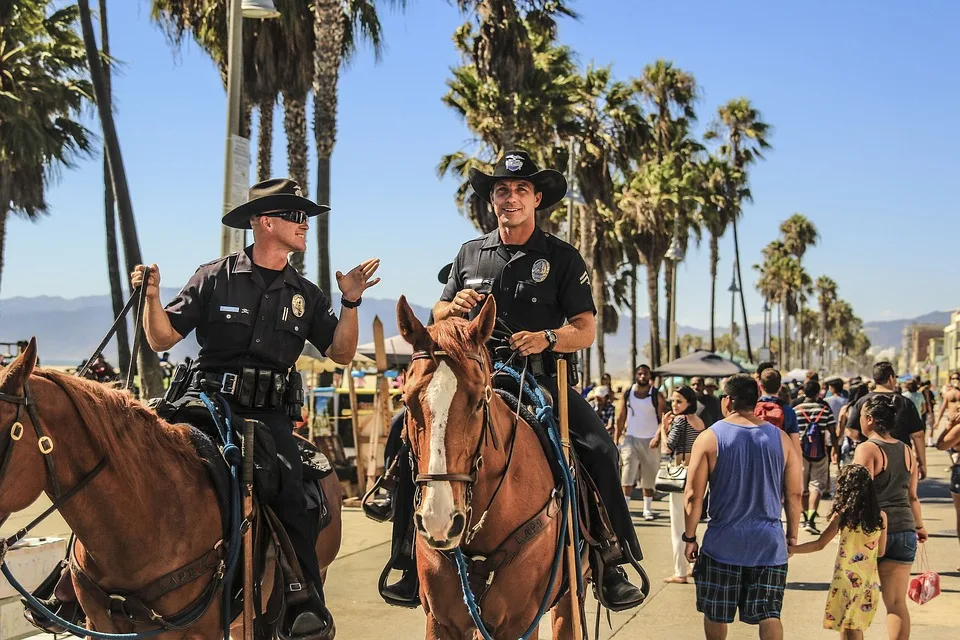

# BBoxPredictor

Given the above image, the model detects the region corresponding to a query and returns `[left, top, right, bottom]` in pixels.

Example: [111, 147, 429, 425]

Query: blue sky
[2, 0, 958, 329]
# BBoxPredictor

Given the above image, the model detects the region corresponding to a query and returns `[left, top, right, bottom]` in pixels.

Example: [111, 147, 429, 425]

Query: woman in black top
[653, 385, 704, 584]
[854, 396, 927, 640]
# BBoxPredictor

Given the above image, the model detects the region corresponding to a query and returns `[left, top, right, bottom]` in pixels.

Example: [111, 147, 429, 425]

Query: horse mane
[36, 369, 201, 497]
[424, 317, 491, 374]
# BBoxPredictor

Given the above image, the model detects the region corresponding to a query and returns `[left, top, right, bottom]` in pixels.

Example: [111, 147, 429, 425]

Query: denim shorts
[881, 530, 917, 565]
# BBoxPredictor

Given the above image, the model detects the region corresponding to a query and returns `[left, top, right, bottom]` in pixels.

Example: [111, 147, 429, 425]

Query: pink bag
[908, 544, 940, 605]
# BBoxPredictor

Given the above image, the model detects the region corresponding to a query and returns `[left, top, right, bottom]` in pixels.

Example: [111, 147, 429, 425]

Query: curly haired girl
[789, 464, 887, 639]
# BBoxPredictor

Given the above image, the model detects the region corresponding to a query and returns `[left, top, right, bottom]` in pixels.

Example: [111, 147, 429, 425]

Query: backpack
[798, 405, 829, 461]
[755, 400, 785, 430]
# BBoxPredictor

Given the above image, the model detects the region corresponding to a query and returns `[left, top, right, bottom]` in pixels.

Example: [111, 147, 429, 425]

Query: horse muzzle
[414, 482, 467, 550]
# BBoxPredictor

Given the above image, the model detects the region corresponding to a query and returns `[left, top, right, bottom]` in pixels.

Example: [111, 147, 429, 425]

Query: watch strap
[341, 296, 362, 309]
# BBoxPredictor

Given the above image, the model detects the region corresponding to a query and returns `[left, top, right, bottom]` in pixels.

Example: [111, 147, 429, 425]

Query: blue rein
[452, 363, 584, 640]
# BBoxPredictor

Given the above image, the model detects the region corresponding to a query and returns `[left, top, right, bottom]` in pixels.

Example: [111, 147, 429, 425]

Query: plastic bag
[908, 544, 940, 605]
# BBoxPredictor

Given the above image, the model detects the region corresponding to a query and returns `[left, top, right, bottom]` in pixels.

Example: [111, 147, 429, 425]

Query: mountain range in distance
[0, 290, 952, 372]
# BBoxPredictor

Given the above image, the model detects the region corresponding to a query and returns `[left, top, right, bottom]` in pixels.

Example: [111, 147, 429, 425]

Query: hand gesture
[450, 289, 485, 315]
[336, 258, 381, 302]
[131, 264, 160, 300]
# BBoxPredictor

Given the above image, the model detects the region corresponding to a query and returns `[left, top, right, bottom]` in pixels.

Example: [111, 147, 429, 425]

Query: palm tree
[779, 213, 818, 366]
[312, 0, 407, 293]
[706, 98, 772, 362]
[0, 1, 92, 295]
[439, 7, 578, 233]
[95, 0, 131, 378]
[79, 0, 165, 398]
[815, 275, 838, 368]
[633, 60, 697, 362]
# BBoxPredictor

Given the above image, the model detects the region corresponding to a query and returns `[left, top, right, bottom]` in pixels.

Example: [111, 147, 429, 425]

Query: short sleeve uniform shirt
[164, 246, 339, 371]
[440, 227, 595, 332]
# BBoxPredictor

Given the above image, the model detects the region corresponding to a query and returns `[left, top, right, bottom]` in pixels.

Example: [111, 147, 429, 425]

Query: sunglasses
[263, 210, 308, 224]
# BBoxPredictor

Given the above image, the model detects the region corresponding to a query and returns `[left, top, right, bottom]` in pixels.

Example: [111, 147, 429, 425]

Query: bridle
[406, 348, 509, 543]
[0, 375, 107, 559]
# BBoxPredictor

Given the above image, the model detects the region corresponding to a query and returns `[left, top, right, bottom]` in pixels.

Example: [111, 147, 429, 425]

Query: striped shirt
[794, 400, 836, 446]
[666, 415, 700, 455]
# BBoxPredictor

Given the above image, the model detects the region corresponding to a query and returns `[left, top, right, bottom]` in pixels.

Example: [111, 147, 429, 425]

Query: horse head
[397, 295, 496, 550]
[0, 338, 49, 519]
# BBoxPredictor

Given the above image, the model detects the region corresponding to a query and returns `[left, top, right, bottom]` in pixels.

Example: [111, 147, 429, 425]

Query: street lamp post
[665, 237, 683, 362]
[727, 261, 740, 357]
[220, 0, 280, 257]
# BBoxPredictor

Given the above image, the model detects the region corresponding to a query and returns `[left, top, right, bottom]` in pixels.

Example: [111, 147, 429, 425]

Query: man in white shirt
[615, 365, 667, 520]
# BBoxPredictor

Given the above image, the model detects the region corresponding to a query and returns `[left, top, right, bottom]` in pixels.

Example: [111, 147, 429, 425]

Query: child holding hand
[789, 464, 887, 639]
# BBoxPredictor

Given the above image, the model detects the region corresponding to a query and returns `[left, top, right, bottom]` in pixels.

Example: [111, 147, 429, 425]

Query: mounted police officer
[369, 151, 645, 611]
[132, 178, 380, 640]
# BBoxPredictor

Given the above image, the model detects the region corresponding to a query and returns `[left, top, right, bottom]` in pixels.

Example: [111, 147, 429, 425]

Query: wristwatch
[544, 330, 558, 352]
[341, 296, 362, 309]
[681, 532, 697, 544]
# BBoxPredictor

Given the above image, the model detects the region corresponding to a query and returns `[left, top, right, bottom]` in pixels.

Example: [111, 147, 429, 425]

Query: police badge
[291, 294, 305, 318]
[504, 155, 524, 172]
[531, 259, 550, 283]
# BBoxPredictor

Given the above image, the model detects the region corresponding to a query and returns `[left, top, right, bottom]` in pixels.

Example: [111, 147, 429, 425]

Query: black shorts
[950, 465, 960, 496]
[694, 552, 788, 624]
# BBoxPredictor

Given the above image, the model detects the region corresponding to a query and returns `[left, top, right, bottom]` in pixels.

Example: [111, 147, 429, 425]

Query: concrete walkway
[5, 451, 958, 639]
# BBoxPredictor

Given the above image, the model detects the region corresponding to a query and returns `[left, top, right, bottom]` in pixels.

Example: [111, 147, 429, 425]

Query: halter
[0, 376, 107, 560]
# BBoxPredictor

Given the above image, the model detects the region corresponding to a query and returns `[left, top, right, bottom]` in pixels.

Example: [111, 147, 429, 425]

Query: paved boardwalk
[5, 451, 958, 639]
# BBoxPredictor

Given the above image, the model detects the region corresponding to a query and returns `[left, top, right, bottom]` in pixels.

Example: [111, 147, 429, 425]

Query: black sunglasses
[264, 210, 308, 224]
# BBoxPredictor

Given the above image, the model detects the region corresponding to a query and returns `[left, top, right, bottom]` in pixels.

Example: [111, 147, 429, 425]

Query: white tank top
[626, 385, 659, 439]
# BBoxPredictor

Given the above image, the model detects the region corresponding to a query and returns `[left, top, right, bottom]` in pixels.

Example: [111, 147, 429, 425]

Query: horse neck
[465, 394, 555, 550]
[34, 377, 218, 579]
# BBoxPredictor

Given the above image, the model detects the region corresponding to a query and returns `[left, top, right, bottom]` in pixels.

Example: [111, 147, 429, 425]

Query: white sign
[223, 135, 251, 255]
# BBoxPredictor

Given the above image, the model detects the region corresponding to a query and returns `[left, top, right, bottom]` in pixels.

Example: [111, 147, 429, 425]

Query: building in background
[944, 310, 960, 383]
[900, 323, 945, 376]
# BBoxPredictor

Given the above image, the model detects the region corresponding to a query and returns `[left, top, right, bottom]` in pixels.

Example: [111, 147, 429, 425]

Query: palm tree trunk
[778, 302, 784, 368]
[312, 0, 343, 297]
[709, 232, 719, 352]
[283, 89, 308, 275]
[257, 95, 274, 181]
[646, 262, 662, 369]
[731, 218, 753, 361]
[0, 196, 8, 296]
[630, 265, 638, 373]
[580, 205, 595, 383]
[99, 0, 129, 378]
[78, 0, 163, 399]
[593, 261, 605, 379]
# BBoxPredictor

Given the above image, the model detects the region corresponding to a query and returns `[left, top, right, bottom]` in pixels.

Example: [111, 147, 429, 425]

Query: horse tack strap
[460, 489, 562, 600]
[70, 542, 225, 630]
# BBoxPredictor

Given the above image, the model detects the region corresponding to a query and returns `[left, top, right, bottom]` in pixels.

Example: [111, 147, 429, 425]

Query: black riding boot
[362, 409, 406, 522]
[600, 565, 645, 610]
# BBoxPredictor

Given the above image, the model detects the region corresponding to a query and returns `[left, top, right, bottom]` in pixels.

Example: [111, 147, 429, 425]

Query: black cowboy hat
[468, 150, 567, 211]
[222, 178, 330, 229]
[437, 263, 453, 284]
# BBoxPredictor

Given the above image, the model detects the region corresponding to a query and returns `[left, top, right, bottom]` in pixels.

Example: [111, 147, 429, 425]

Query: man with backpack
[757, 368, 801, 453]
[793, 381, 838, 534]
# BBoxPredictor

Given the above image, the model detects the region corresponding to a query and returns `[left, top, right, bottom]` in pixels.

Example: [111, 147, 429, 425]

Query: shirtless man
[936, 371, 960, 435]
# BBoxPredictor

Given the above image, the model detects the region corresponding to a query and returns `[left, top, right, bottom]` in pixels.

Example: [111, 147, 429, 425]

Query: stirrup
[361, 461, 399, 523]
[377, 560, 421, 609]
[22, 597, 84, 635]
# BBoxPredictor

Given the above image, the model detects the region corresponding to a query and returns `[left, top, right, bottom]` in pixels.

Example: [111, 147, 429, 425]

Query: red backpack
[755, 400, 785, 430]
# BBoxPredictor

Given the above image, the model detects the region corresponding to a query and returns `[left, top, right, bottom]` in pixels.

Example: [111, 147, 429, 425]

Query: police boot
[22, 561, 83, 634]
[279, 583, 335, 640]
[599, 565, 645, 611]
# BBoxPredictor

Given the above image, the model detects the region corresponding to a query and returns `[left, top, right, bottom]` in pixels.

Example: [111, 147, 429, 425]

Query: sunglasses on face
[264, 210, 308, 224]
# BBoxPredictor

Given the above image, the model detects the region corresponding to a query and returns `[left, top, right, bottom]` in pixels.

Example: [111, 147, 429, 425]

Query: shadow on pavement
[918, 477, 951, 500]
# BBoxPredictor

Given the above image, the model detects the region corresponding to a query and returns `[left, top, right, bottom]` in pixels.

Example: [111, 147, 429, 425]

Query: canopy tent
[653, 350, 748, 378]
[356, 335, 413, 368]
[782, 368, 812, 384]
[296, 342, 374, 373]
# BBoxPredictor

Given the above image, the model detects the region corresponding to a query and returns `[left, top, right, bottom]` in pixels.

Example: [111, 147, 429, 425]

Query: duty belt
[193, 368, 287, 409]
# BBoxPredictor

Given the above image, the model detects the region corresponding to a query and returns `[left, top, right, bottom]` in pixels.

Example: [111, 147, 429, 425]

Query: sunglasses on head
[263, 210, 308, 224]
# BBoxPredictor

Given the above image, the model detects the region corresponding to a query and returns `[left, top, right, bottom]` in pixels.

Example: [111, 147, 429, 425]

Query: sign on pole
[222, 134, 251, 255]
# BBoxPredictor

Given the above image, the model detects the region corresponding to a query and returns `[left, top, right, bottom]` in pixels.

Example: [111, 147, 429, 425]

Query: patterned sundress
[824, 526, 882, 631]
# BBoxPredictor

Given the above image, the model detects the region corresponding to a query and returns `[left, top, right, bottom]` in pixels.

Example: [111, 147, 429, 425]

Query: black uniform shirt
[165, 246, 339, 371]
[440, 226, 595, 332]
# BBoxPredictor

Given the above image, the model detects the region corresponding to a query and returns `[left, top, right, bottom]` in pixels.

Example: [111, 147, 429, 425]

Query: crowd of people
[582, 360, 960, 639]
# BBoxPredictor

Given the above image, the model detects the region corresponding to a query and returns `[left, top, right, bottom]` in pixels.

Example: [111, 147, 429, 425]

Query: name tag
[464, 278, 485, 287]
[220, 305, 240, 313]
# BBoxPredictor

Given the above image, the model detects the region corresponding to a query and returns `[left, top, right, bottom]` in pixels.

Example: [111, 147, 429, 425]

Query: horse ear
[397, 295, 425, 346]
[1, 337, 38, 392]
[470, 296, 497, 345]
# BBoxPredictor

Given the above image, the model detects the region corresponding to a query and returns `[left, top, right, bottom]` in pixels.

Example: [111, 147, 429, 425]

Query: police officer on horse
[132, 178, 380, 640]
[369, 151, 645, 611]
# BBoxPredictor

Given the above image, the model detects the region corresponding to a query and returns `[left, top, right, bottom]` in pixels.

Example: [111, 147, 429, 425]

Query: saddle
[22, 396, 334, 638]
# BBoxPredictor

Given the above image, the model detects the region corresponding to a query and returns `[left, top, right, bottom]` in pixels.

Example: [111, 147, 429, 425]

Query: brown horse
[397, 296, 582, 640]
[0, 339, 342, 639]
